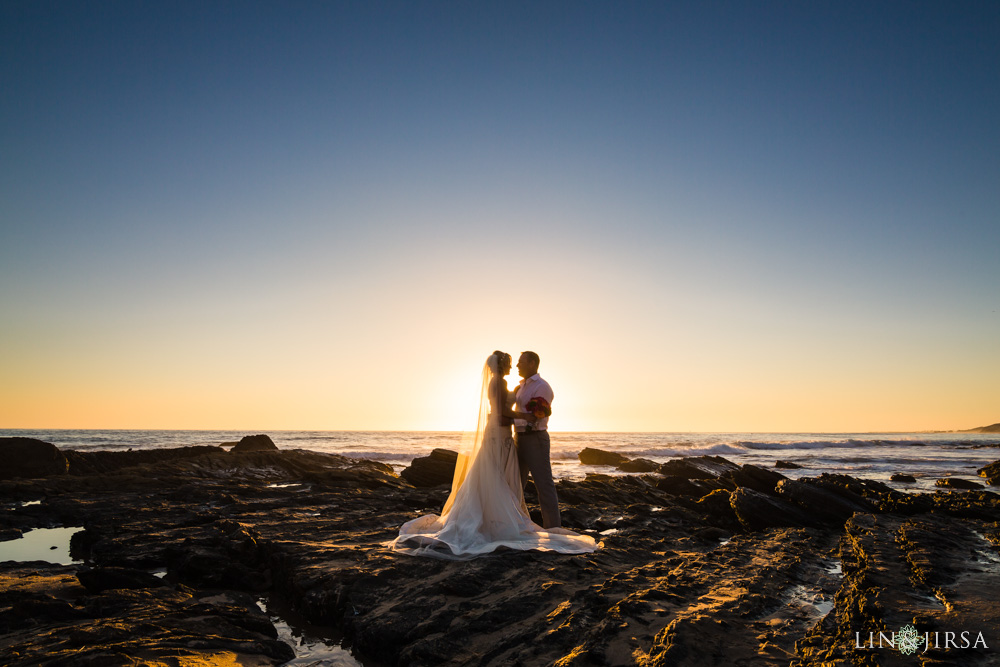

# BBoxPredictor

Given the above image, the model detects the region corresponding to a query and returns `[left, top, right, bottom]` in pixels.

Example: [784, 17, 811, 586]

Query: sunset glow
[2, 3, 998, 433]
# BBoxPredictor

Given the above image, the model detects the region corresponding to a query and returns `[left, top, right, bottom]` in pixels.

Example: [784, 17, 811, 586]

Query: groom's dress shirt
[514, 374, 554, 433]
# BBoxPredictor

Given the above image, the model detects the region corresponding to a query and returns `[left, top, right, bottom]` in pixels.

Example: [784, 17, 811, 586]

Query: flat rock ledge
[936, 477, 985, 490]
[2, 442, 999, 666]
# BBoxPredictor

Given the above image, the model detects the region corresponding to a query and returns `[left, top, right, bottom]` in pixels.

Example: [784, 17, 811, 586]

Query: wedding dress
[388, 354, 598, 560]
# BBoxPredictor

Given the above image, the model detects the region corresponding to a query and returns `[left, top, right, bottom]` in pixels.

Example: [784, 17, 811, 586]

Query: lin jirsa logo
[855, 624, 989, 655]
[894, 626, 925, 655]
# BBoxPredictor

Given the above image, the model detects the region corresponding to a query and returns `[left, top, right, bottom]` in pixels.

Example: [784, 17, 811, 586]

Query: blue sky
[2, 2, 998, 431]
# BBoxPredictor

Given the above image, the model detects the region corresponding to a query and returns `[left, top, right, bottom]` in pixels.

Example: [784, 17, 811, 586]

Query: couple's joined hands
[507, 409, 538, 423]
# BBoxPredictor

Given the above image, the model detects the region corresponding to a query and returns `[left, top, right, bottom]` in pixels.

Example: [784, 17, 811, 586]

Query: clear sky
[2, 2, 998, 432]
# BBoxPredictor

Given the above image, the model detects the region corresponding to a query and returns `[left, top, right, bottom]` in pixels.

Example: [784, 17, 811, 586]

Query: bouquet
[525, 396, 551, 419]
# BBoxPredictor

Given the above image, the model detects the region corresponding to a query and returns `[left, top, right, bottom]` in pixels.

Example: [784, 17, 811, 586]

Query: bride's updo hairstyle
[489, 350, 511, 374]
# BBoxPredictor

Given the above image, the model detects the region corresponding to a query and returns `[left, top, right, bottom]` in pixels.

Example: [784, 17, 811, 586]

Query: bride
[388, 351, 598, 559]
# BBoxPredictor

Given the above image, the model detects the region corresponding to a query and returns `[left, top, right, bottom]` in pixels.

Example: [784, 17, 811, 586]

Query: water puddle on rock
[257, 596, 362, 667]
[910, 590, 947, 608]
[267, 483, 304, 489]
[971, 531, 1000, 569]
[0, 526, 84, 565]
[784, 584, 834, 619]
[822, 559, 842, 576]
[813, 598, 835, 616]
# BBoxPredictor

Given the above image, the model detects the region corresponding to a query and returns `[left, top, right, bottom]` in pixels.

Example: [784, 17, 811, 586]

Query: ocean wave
[547, 437, 995, 462]
[550, 444, 749, 460]
[551, 440, 910, 460]
[735, 439, 941, 451]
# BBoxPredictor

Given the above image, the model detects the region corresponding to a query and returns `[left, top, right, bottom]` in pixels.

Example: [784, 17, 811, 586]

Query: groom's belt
[518, 427, 547, 434]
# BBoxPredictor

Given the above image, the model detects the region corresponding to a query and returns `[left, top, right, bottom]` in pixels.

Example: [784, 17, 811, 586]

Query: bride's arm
[502, 386, 537, 422]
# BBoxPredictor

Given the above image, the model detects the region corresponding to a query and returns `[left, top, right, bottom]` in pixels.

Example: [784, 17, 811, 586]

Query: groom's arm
[538, 381, 554, 413]
[533, 381, 554, 427]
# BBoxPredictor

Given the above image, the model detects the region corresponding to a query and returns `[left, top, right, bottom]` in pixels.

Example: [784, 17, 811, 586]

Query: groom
[513, 351, 561, 528]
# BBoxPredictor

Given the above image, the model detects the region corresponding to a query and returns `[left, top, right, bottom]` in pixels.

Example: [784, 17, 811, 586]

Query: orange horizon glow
[2, 333, 995, 434]
[3, 7, 998, 438]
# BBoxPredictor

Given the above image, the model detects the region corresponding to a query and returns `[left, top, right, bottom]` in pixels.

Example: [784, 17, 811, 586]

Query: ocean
[4, 429, 999, 493]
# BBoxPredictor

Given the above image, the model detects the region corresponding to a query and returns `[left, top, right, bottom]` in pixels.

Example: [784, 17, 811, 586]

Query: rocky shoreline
[2, 436, 999, 666]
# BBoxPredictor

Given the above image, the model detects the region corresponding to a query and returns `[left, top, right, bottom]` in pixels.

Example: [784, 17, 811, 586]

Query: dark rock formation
[935, 477, 985, 490]
[694, 488, 739, 528]
[722, 464, 786, 495]
[978, 459, 1000, 485]
[0, 564, 294, 665]
[891, 472, 917, 482]
[617, 457, 661, 473]
[171, 520, 274, 591]
[3, 444, 1000, 666]
[659, 455, 741, 479]
[400, 448, 458, 487]
[729, 487, 817, 531]
[76, 566, 167, 593]
[63, 445, 224, 474]
[578, 447, 628, 466]
[654, 475, 709, 497]
[775, 460, 802, 469]
[802, 473, 891, 505]
[232, 433, 279, 452]
[793, 512, 1000, 666]
[775, 478, 868, 525]
[578, 448, 663, 473]
[879, 488, 1000, 521]
[0, 438, 68, 480]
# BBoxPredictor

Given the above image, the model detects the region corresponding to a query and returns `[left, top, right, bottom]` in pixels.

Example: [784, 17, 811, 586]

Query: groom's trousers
[515, 430, 561, 528]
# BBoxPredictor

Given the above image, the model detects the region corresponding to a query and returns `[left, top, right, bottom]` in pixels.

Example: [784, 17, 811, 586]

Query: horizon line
[2, 426, 992, 435]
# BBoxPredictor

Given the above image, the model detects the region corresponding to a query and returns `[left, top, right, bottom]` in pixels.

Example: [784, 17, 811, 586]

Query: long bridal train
[388, 355, 597, 560]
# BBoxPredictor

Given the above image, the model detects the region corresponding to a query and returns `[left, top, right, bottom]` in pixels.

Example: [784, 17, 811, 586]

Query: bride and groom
[389, 351, 598, 559]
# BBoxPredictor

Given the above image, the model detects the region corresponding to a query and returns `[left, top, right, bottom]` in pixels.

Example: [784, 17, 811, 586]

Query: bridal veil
[388, 354, 598, 560]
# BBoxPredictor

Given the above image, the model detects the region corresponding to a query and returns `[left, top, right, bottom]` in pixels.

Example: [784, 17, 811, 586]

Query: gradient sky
[2, 2, 998, 432]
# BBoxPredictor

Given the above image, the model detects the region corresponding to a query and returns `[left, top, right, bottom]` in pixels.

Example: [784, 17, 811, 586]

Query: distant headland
[961, 422, 1000, 433]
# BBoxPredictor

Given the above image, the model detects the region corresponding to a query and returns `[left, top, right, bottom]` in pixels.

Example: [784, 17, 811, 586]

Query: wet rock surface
[1, 443, 998, 666]
[617, 457, 661, 473]
[936, 477, 986, 490]
[978, 459, 1000, 485]
[0, 563, 294, 665]
[723, 463, 787, 495]
[401, 448, 458, 487]
[62, 445, 225, 475]
[579, 448, 667, 474]
[659, 454, 741, 480]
